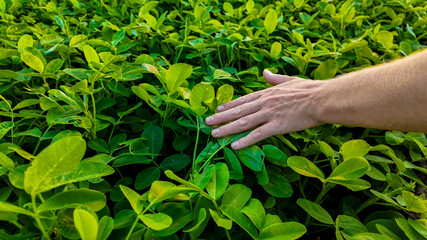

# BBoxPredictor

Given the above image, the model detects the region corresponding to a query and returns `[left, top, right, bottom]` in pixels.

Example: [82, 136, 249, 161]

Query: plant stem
[90, 93, 97, 139]
[124, 216, 139, 240]
[32, 195, 50, 240]
[33, 126, 51, 155]
[225, 229, 232, 240]
[192, 117, 200, 171]
[356, 197, 379, 214]
[314, 183, 332, 204]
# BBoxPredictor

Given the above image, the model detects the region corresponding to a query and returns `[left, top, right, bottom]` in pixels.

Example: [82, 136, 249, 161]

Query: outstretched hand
[205, 70, 325, 149]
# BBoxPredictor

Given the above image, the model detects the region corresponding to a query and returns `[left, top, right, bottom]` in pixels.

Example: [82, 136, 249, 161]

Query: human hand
[205, 70, 326, 149]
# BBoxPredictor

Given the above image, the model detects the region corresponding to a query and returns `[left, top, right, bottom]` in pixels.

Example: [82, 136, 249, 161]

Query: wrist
[310, 78, 342, 126]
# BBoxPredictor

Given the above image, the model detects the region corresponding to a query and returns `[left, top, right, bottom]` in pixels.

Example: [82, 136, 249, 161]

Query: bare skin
[205, 49, 427, 149]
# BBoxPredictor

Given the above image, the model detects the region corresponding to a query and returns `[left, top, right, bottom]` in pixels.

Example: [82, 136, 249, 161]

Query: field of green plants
[0, 0, 426, 239]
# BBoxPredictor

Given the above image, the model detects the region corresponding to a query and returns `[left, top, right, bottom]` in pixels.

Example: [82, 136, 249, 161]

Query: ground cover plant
[0, 0, 426, 239]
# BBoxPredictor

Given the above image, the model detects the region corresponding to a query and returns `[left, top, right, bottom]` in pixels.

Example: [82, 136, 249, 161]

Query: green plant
[0, 0, 426, 239]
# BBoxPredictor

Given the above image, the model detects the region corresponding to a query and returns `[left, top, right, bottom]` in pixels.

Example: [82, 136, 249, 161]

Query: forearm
[315, 49, 427, 133]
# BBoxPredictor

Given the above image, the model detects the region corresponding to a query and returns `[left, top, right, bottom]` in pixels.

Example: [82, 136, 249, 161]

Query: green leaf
[318, 141, 335, 158]
[183, 208, 207, 233]
[74, 208, 99, 240]
[13, 99, 40, 111]
[97, 216, 114, 240]
[18, 35, 34, 52]
[160, 154, 191, 172]
[21, 49, 45, 73]
[209, 209, 232, 230]
[408, 219, 427, 238]
[88, 139, 109, 153]
[313, 59, 338, 80]
[135, 167, 160, 190]
[0, 0, 5, 13]
[190, 83, 215, 116]
[340, 140, 371, 160]
[141, 63, 160, 77]
[62, 68, 89, 81]
[224, 147, 243, 181]
[120, 185, 144, 214]
[0, 152, 14, 168]
[377, 30, 393, 50]
[262, 173, 293, 198]
[0, 70, 18, 79]
[338, 215, 368, 233]
[328, 157, 369, 180]
[165, 63, 193, 94]
[69, 35, 88, 48]
[287, 156, 324, 181]
[395, 218, 425, 240]
[264, 9, 278, 34]
[112, 155, 151, 167]
[259, 222, 307, 240]
[297, 199, 334, 225]
[270, 42, 282, 59]
[263, 145, 288, 167]
[0, 48, 20, 60]
[206, 162, 229, 200]
[223, 2, 233, 16]
[0, 122, 14, 140]
[149, 182, 194, 205]
[216, 84, 234, 106]
[45, 161, 114, 192]
[235, 145, 264, 171]
[370, 144, 405, 173]
[220, 205, 258, 239]
[190, 164, 215, 190]
[155, 202, 193, 236]
[350, 233, 393, 240]
[402, 191, 427, 213]
[141, 125, 164, 155]
[38, 189, 106, 212]
[241, 198, 265, 230]
[255, 164, 269, 186]
[165, 170, 212, 200]
[328, 179, 371, 191]
[139, 213, 173, 231]
[84, 45, 100, 65]
[0, 201, 33, 216]
[385, 131, 405, 145]
[107, 81, 130, 97]
[45, 59, 64, 74]
[221, 184, 252, 210]
[24, 136, 86, 195]
[111, 30, 125, 46]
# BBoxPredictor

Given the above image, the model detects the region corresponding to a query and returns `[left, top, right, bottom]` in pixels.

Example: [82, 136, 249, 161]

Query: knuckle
[234, 105, 243, 115]
[251, 128, 263, 138]
[238, 117, 249, 127]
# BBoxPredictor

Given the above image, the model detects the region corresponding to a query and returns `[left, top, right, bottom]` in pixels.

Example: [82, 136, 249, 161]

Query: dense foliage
[0, 0, 426, 239]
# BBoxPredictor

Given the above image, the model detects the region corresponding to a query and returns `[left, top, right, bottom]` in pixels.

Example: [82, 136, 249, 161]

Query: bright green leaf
[24, 136, 86, 195]
[74, 208, 98, 240]
[297, 199, 334, 225]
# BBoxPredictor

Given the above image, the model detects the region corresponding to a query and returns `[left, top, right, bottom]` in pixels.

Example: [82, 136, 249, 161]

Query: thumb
[263, 70, 294, 85]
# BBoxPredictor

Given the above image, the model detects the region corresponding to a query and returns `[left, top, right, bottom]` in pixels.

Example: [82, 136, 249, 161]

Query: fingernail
[211, 129, 219, 136]
[231, 141, 239, 149]
[217, 105, 224, 111]
[206, 116, 213, 123]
